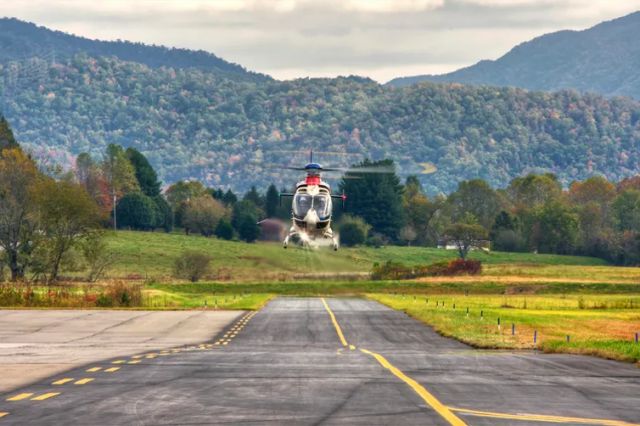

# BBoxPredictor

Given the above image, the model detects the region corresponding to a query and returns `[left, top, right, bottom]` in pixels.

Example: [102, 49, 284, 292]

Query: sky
[2, 0, 640, 82]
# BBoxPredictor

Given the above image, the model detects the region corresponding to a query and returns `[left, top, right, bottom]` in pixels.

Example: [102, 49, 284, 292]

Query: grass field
[368, 293, 640, 364]
[105, 230, 611, 283]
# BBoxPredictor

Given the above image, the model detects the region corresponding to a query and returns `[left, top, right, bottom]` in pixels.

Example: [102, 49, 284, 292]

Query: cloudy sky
[2, 0, 640, 82]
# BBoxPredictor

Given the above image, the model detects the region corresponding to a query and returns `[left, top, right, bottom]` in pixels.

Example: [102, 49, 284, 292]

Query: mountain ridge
[387, 11, 640, 99]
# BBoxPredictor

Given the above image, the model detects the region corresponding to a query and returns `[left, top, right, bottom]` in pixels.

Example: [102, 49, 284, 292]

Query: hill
[2, 53, 640, 194]
[0, 18, 268, 82]
[387, 11, 640, 99]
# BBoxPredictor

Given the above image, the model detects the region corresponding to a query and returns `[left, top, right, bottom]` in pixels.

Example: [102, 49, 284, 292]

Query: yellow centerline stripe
[52, 378, 74, 385]
[449, 407, 640, 426]
[74, 378, 94, 385]
[360, 348, 466, 426]
[0, 412, 8, 418]
[104, 367, 120, 373]
[86, 367, 101, 372]
[320, 298, 348, 347]
[321, 297, 465, 426]
[31, 392, 60, 401]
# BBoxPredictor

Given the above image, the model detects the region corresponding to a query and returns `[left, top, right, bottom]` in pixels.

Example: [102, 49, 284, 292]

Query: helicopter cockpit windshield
[293, 194, 331, 220]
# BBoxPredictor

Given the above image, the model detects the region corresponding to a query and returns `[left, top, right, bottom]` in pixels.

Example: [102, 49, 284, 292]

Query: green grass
[368, 293, 640, 364]
[105, 230, 609, 283]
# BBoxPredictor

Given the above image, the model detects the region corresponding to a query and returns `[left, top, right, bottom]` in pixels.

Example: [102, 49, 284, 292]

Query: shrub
[339, 215, 371, 247]
[116, 192, 157, 230]
[214, 219, 234, 240]
[440, 259, 482, 276]
[173, 250, 211, 282]
[371, 259, 482, 280]
[97, 281, 142, 307]
[237, 214, 260, 243]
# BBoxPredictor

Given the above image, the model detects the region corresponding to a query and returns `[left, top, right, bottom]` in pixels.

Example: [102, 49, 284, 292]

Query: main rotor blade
[323, 165, 396, 174]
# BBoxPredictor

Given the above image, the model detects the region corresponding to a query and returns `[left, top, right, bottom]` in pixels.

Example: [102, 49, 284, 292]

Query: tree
[243, 186, 264, 210]
[153, 195, 173, 232]
[403, 176, 440, 245]
[399, 226, 417, 246]
[182, 196, 227, 236]
[0, 116, 19, 151]
[612, 190, 640, 232]
[116, 192, 157, 230]
[237, 213, 260, 243]
[445, 216, 488, 259]
[340, 159, 405, 241]
[338, 215, 370, 247]
[490, 211, 524, 252]
[222, 189, 238, 206]
[33, 179, 102, 282]
[265, 184, 279, 218]
[214, 219, 234, 240]
[165, 180, 207, 228]
[102, 144, 139, 228]
[448, 179, 503, 230]
[126, 148, 161, 197]
[0, 149, 40, 281]
[535, 201, 579, 254]
[80, 231, 116, 282]
[507, 174, 562, 209]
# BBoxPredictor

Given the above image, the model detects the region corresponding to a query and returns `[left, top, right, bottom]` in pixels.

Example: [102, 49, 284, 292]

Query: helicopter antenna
[310, 149, 313, 164]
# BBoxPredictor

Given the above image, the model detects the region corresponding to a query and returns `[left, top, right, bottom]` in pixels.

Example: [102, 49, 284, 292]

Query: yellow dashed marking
[131, 355, 144, 359]
[52, 378, 74, 385]
[7, 393, 33, 402]
[449, 407, 639, 426]
[74, 378, 94, 385]
[0, 412, 7, 418]
[128, 360, 141, 364]
[112, 360, 126, 364]
[145, 355, 157, 359]
[105, 367, 120, 373]
[349, 345, 356, 351]
[31, 393, 60, 401]
[86, 367, 102, 372]
[222, 341, 229, 345]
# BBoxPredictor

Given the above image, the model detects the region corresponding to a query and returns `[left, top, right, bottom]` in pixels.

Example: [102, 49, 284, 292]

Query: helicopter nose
[305, 209, 319, 225]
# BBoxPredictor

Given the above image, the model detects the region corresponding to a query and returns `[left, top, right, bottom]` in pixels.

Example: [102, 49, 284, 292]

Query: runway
[1, 297, 639, 425]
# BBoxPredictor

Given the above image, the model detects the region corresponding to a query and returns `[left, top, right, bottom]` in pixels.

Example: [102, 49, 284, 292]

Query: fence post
[566, 335, 570, 343]
[466, 307, 469, 317]
[534, 330, 537, 344]
[480, 310, 484, 320]
[636, 332, 638, 343]
[512, 323, 515, 335]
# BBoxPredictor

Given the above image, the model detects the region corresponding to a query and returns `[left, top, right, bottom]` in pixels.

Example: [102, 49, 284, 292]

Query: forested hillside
[388, 11, 640, 99]
[0, 18, 267, 82]
[3, 53, 640, 194]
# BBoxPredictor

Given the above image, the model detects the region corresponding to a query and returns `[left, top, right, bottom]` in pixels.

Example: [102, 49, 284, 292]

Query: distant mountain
[387, 11, 640, 99]
[3, 53, 640, 195]
[0, 18, 269, 82]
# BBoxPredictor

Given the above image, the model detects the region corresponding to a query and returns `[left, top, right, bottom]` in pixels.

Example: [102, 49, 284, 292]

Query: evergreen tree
[265, 184, 279, 218]
[339, 159, 405, 241]
[237, 213, 260, 243]
[222, 189, 238, 206]
[243, 186, 264, 210]
[215, 219, 234, 240]
[153, 195, 173, 232]
[0, 116, 19, 152]
[126, 147, 161, 197]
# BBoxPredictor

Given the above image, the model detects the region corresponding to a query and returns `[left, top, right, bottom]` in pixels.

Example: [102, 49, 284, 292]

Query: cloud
[1, 0, 639, 82]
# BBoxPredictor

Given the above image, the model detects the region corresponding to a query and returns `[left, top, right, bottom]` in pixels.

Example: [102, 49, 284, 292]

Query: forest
[2, 53, 640, 195]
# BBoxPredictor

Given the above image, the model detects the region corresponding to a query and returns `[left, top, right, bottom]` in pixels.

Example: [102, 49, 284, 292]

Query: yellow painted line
[320, 298, 348, 347]
[222, 341, 229, 345]
[52, 378, 74, 385]
[7, 393, 33, 402]
[145, 355, 157, 359]
[74, 378, 94, 385]
[131, 355, 144, 359]
[31, 392, 60, 401]
[112, 360, 126, 364]
[128, 360, 141, 364]
[449, 407, 640, 426]
[86, 367, 102, 372]
[349, 345, 356, 351]
[104, 367, 120, 373]
[360, 349, 466, 426]
[0, 412, 7, 418]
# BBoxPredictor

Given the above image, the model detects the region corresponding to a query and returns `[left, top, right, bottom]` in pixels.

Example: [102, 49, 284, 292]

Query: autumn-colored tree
[102, 144, 139, 228]
[0, 149, 41, 281]
[183, 196, 228, 237]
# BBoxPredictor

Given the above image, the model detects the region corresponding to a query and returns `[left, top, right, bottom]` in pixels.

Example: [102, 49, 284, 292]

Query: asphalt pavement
[1, 297, 639, 425]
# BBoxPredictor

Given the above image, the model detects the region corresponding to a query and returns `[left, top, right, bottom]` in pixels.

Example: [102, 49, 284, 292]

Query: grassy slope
[106, 230, 609, 282]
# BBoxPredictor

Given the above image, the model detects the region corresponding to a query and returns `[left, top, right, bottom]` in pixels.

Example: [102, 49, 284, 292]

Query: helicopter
[279, 151, 393, 250]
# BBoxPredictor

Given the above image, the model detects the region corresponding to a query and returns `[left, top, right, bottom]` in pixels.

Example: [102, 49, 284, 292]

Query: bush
[96, 281, 142, 307]
[371, 259, 482, 280]
[116, 192, 157, 230]
[338, 215, 370, 247]
[214, 219, 234, 240]
[183, 196, 227, 236]
[173, 250, 211, 282]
